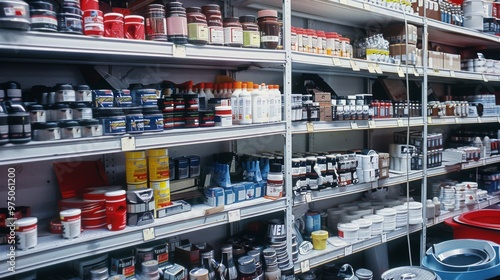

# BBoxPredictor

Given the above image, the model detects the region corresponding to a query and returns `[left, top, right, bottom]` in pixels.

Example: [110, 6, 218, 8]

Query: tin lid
[60, 208, 81, 217]
[26, 104, 44, 111]
[257, 9, 278, 18]
[351, 218, 372, 227]
[237, 256, 256, 274]
[311, 230, 328, 238]
[58, 120, 79, 128]
[126, 150, 146, 159]
[381, 266, 437, 280]
[16, 217, 38, 226]
[142, 260, 159, 273]
[147, 148, 168, 157]
[105, 190, 126, 197]
[32, 122, 58, 129]
[74, 85, 90, 91]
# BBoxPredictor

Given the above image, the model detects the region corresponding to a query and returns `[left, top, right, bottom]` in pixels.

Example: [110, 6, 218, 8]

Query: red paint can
[83, 9, 104, 37]
[105, 190, 127, 231]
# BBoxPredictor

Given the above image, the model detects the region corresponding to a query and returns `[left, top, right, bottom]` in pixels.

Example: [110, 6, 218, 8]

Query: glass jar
[202, 4, 224, 45]
[186, 7, 208, 45]
[290, 26, 297, 51]
[296, 27, 306, 52]
[223, 17, 243, 47]
[145, 4, 167, 41]
[166, 1, 188, 44]
[257, 10, 280, 49]
[239, 15, 260, 48]
[316, 30, 326, 54]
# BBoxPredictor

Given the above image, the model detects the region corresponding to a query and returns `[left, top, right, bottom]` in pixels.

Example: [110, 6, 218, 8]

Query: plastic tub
[352, 218, 372, 239]
[311, 230, 328, 250]
[363, 214, 384, 235]
[337, 222, 359, 242]
[444, 209, 500, 244]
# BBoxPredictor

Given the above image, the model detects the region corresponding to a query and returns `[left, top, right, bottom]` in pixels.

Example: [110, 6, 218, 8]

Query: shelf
[293, 182, 376, 205]
[294, 194, 499, 273]
[428, 116, 500, 126]
[291, 118, 423, 134]
[0, 197, 286, 276]
[0, 30, 286, 67]
[0, 123, 286, 165]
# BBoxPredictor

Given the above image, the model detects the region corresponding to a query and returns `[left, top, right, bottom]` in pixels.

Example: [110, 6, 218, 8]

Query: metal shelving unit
[0, 197, 286, 276]
[291, 118, 424, 134]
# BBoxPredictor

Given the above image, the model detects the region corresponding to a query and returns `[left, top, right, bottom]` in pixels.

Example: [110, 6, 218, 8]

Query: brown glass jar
[186, 7, 208, 45]
[202, 4, 223, 45]
[223, 17, 243, 47]
[257, 9, 279, 49]
[239, 15, 260, 48]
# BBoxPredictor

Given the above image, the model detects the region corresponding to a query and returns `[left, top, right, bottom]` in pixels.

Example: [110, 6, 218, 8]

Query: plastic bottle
[433, 197, 441, 217]
[258, 84, 269, 123]
[231, 82, 242, 125]
[483, 136, 491, 158]
[198, 83, 207, 110]
[426, 199, 435, 220]
[262, 84, 273, 123]
[238, 82, 252, 124]
[205, 82, 215, 100]
[272, 85, 282, 122]
[251, 84, 264, 124]
[220, 244, 238, 280]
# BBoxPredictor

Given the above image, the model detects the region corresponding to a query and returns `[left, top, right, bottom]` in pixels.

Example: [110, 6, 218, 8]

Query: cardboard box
[320, 106, 333, 121]
[314, 92, 331, 102]
[412, 0, 440, 21]
[443, 53, 461, 71]
[428, 51, 444, 69]
[383, 24, 418, 45]
[416, 49, 422, 67]
[390, 44, 417, 65]
[379, 79, 407, 101]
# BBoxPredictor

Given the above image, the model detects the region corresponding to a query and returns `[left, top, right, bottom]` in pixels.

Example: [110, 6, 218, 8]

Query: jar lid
[239, 15, 256, 22]
[223, 17, 240, 23]
[58, 120, 79, 128]
[60, 208, 81, 217]
[237, 256, 257, 274]
[105, 190, 126, 197]
[126, 150, 146, 159]
[186, 6, 202, 13]
[141, 260, 159, 273]
[55, 83, 74, 91]
[257, 9, 278, 18]
[337, 222, 359, 231]
[2, 81, 21, 90]
[376, 208, 397, 216]
[79, 119, 99, 126]
[351, 218, 372, 227]
[16, 217, 38, 226]
[362, 214, 384, 222]
[70, 103, 88, 109]
[32, 122, 58, 129]
[26, 104, 45, 110]
[246, 249, 261, 263]
[147, 148, 168, 157]
[311, 230, 328, 238]
[355, 268, 373, 278]
[51, 103, 70, 109]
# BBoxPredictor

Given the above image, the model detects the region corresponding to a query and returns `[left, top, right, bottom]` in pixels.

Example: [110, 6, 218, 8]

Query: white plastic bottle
[251, 83, 264, 123]
[205, 82, 215, 100]
[238, 82, 252, 125]
[231, 82, 242, 125]
[263, 84, 274, 123]
[260, 84, 269, 123]
[275, 85, 282, 122]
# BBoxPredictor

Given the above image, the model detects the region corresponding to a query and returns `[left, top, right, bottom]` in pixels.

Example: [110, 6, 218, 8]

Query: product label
[84, 15, 103, 24]
[188, 23, 208, 41]
[146, 17, 167, 35]
[149, 157, 170, 181]
[126, 158, 148, 183]
[266, 181, 283, 198]
[9, 124, 31, 136]
[0, 125, 8, 137]
[209, 26, 224, 44]
[224, 27, 243, 45]
[243, 30, 260, 47]
[62, 17, 82, 30]
[261, 35, 279, 43]
[75, 108, 93, 120]
[31, 16, 58, 26]
[291, 167, 300, 176]
[4, 6, 26, 16]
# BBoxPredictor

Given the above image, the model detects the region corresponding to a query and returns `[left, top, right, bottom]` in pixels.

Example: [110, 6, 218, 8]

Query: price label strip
[367, 63, 376, 73]
[413, 67, 419, 77]
[483, 74, 489, 82]
[350, 122, 359, 129]
[332, 57, 342, 66]
[477, 117, 482, 123]
[363, 2, 371, 10]
[350, 60, 361, 71]
[306, 122, 314, 132]
[455, 117, 460, 124]
[173, 44, 187, 57]
[397, 66, 405, 77]
[381, 233, 387, 243]
[143, 227, 156, 241]
[305, 192, 312, 203]
[427, 117, 432, 124]
[450, 70, 456, 78]
[374, 63, 383, 74]
[368, 120, 376, 128]
[397, 119, 404, 127]
[339, 0, 348, 5]
[121, 136, 136, 151]
[301, 260, 310, 273]
[228, 209, 241, 223]
[345, 245, 353, 256]
[433, 69, 440, 75]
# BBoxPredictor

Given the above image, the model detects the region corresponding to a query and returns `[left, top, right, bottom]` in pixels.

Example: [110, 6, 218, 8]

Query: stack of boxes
[384, 24, 418, 66]
[314, 92, 332, 121]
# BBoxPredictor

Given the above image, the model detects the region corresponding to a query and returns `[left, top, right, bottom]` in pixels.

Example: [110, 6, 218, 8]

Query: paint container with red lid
[60, 208, 82, 239]
[105, 190, 127, 231]
[83, 10, 104, 37]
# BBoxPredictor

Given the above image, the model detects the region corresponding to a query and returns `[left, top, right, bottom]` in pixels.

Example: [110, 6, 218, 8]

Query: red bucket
[444, 209, 500, 244]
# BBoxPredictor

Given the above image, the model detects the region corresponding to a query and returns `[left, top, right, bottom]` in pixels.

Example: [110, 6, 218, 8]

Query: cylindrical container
[351, 218, 372, 240]
[83, 9, 104, 37]
[124, 108, 144, 134]
[15, 217, 38, 250]
[355, 268, 373, 280]
[166, 2, 188, 44]
[58, 120, 81, 139]
[58, 12, 83, 34]
[142, 107, 164, 132]
[141, 260, 160, 280]
[202, 4, 223, 45]
[71, 103, 93, 120]
[32, 122, 61, 141]
[186, 7, 208, 44]
[135, 245, 155, 267]
[311, 230, 328, 250]
[105, 190, 127, 231]
[104, 12, 124, 38]
[48, 103, 73, 121]
[145, 4, 167, 41]
[199, 110, 215, 127]
[376, 208, 397, 232]
[148, 148, 169, 181]
[9, 113, 31, 144]
[27, 104, 46, 123]
[126, 151, 147, 185]
[362, 214, 383, 236]
[223, 17, 243, 47]
[90, 266, 109, 280]
[54, 83, 76, 103]
[80, 0, 98, 11]
[189, 268, 209, 280]
[124, 15, 145, 40]
[239, 15, 260, 48]
[75, 85, 92, 102]
[29, 1, 57, 32]
[80, 119, 103, 137]
[215, 106, 232, 126]
[305, 211, 321, 234]
[95, 108, 126, 135]
[337, 222, 359, 243]
[184, 111, 199, 128]
[60, 208, 81, 239]
[150, 180, 171, 209]
[0, 0, 30, 30]
[257, 10, 280, 49]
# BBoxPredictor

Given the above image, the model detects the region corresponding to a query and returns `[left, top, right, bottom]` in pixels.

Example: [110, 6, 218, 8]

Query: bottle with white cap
[238, 82, 253, 125]
[231, 82, 242, 125]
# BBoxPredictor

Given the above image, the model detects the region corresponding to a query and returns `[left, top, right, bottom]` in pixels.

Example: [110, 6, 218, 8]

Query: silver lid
[381, 266, 437, 280]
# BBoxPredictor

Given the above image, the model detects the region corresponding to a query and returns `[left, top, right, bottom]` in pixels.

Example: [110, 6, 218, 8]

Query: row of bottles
[230, 82, 282, 125]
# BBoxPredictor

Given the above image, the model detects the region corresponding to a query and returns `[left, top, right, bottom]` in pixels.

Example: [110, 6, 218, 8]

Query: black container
[142, 106, 163, 132]
[0, 0, 30, 30]
[58, 12, 82, 34]
[2, 81, 22, 100]
[8, 112, 31, 143]
[0, 104, 8, 145]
